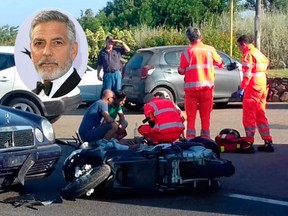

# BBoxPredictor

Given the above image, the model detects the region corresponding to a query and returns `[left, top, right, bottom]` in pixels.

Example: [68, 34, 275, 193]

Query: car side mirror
[227, 62, 238, 71]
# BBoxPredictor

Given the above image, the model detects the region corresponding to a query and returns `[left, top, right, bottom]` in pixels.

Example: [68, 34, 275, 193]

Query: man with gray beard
[30, 10, 81, 98]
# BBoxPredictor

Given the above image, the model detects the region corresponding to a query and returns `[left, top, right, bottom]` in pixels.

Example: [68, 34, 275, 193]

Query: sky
[0, 0, 110, 27]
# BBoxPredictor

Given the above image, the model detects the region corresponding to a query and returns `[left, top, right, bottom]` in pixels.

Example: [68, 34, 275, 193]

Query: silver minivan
[122, 45, 242, 111]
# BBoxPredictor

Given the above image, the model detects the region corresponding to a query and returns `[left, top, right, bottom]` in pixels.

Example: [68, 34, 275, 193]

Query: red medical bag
[215, 128, 251, 153]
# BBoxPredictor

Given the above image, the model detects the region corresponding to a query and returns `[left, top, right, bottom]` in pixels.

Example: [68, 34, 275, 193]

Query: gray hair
[186, 27, 201, 42]
[30, 10, 76, 44]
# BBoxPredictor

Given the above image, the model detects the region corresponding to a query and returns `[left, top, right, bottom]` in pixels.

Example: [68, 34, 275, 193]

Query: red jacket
[178, 42, 223, 92]
[144, 98, 184, 133]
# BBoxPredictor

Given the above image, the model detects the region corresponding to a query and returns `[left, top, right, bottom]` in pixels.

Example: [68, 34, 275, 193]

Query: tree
[0, 25, 18, 45]
[243, 0, 288, 11]
[98, 0, 231, 29]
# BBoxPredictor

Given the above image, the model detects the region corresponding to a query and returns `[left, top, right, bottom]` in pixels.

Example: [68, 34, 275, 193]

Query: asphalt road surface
[1, 102, 288, 216]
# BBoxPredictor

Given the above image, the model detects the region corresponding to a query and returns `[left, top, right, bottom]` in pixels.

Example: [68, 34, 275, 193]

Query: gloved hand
[237, 89, 244, 98]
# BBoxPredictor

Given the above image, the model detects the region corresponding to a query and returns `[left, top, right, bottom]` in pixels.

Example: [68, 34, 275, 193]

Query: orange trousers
[185, 89, 213, 139]
[242, 86, 272, 143]
[138, 125, 183, 144]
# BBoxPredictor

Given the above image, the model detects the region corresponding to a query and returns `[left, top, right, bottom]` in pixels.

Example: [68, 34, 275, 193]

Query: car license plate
[4, 154, 29, 168]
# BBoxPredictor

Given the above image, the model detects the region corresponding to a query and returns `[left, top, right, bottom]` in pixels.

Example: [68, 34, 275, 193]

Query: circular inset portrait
[14, 8, 88, 98]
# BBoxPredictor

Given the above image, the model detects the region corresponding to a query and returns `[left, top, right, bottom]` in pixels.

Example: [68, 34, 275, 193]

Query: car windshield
[126, 51, 153, 69]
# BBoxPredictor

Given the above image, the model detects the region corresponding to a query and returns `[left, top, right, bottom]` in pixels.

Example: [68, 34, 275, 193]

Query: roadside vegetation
[0, 0, 287, 77]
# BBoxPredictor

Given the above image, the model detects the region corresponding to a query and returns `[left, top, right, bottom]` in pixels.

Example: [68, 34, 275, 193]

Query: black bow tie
[35, 81, 53, 96]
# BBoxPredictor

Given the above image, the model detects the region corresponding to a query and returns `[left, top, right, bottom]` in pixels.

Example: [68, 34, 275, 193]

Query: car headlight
[41, 119, 55, 141]
[35, 128, 44, 142]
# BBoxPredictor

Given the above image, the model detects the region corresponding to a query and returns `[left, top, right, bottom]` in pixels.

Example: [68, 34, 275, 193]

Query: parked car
[0, 105, 61, 188]
[78, 65, 103, 105]
[0, 46, 82, 122]
[121, 45, 242, 111]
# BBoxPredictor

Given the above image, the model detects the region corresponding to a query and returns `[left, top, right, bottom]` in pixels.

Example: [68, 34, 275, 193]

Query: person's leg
[103, 122, 118, 140]
[84, 123, 113, 142]
[138, 124, 153, 139]
[153, 130, 183, 143]
[185, 92, 198, 138]
[256, 88, 274, 152]
[198, 89, 213, 139]
[102, 73, 113, 91]
[242, 88, 257, 144]
[114, 71, 122, 92]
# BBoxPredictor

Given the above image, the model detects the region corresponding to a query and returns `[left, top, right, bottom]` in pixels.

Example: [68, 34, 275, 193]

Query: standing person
[108, 90, 128, 140]
[237, 35, 274, 152]
[97, 36, 130, 93]
[178, 27, 224, 139]
[138, 93, 185, 145]
[30, 10, 81, 98]
[78, 89, 118, 142]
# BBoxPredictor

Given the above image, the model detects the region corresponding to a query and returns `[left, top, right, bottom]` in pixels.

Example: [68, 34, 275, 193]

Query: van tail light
[141, 65, 155, 79]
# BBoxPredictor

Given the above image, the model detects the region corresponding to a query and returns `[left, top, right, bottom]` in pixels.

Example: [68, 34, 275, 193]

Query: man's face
[107, 93, 115, 105]
[113, 97, 126, 107]
[30, 21, 78, 81]
[237, 42, 246, 53]
[106, 38, 114, 49]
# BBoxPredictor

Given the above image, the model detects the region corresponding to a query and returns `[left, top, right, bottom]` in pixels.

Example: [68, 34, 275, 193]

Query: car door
[159, 47, 186, 103]
[0, 53, 16, 97]
[214, 52, 242, 99]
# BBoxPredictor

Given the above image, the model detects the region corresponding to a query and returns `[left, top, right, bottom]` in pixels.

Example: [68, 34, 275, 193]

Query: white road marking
[227, 193, 288, 207]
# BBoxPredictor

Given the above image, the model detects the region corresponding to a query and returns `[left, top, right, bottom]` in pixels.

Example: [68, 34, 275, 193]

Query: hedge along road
[1, 102, 288, 216]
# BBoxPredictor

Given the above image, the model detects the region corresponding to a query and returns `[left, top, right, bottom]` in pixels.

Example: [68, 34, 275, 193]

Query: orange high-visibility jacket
[241, 44, 269, 90]
[144, 98, 184, 133]
[178, 42, 223, 92]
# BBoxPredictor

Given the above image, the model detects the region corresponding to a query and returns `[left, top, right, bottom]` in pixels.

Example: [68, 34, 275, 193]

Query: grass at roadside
[268, 69, 288, 78]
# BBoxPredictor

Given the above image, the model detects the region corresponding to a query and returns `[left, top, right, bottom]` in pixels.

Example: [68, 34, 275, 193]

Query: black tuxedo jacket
[52, 68, 81, 98]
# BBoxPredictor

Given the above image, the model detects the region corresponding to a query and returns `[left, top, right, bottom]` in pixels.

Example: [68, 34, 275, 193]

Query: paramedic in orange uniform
[138, 93, 185, 144]
[178, 27, 224, 139]
[237, 35, 274, 152]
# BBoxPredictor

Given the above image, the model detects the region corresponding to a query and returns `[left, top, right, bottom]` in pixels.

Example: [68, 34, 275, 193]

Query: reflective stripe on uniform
[258, 124, 269, 130]
[186, 63, 213, 71]
[154, 122, 184, 131]
[243, 71, 266, 78]
[200, 129, 210, 137]
[148, 102, 178, 116]
[186, 129, 196, 137]
[184, 80, 214, 89]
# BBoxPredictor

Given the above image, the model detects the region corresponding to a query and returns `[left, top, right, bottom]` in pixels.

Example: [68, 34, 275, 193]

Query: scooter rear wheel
[61, 164, 111, 199]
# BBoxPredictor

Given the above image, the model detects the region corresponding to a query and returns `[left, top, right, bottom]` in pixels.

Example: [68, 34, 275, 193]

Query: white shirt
[38, 67, 78, 98]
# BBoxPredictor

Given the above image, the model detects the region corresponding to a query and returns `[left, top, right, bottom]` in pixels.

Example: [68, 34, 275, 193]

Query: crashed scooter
[60, 132, 235, 199]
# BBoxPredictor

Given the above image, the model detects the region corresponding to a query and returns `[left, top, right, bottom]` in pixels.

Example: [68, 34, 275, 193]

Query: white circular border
[14, 8, 88, 90]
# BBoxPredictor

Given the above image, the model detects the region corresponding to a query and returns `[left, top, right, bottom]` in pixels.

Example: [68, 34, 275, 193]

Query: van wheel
[7, 98, 41, 115]
[152, 87, 175, 102]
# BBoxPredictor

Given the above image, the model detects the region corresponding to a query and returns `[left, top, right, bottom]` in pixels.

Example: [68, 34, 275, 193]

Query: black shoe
[258, 140, 274, 152]
[239, 142, 255, 153]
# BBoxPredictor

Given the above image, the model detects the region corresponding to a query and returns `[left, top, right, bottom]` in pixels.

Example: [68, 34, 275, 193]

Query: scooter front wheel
[61, 164, 111, 199]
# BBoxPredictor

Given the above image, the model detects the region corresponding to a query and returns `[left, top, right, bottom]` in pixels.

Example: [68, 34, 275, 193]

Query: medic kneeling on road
[138, 92, 185, 145]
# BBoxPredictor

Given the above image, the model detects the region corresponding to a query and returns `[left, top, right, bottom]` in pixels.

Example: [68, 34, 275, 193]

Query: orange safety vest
[144, 98, 184, 133]
[178, 42, 223, 91]
[241, 44, 269, 89]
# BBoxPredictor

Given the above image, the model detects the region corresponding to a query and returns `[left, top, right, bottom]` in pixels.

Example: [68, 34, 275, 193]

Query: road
[1, 102, 288, 216]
